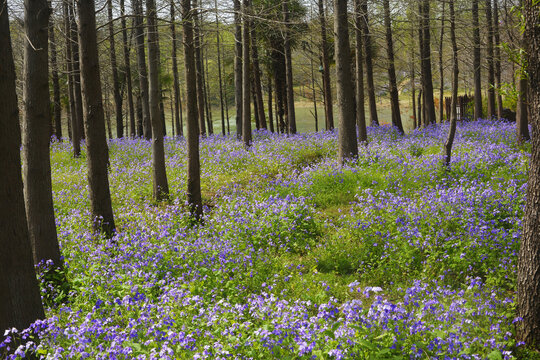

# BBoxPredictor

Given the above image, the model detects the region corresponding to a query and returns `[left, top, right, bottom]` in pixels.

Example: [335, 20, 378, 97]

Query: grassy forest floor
[2, 120, 534, 359]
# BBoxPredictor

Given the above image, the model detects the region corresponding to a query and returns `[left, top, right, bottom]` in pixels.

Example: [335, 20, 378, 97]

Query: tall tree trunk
[242, 0, 252, 147]
[23, 0, 62, 268]
[310, 50, 319, 132]
[215, 0, 226, 135]
[517, 0, 540, 349]
[181, 0, 203, 218]
[383, 0, 403, 133]
[108, 0, 123, 138]
[411, 26, 417, 129]
[234, 0, 243, 139]
[268, 71, 275, 132]
[133, 0, 151, 139]
[147, 0, 170, 201]
[354, 0, 367, 142]
[444, 0, 458, 168]
[49, 19, 62, 140]
[251, 26, 267, 130]
[438, 0, 445, 123]
[420, 0, 436, 125]
[64, 1, 75, 142]
[194, 0, 207, 137]
[517, 77, 530, 142]
[283, 0, 296, 134]
[171, 1, 183, 137]
[360, 0, 379, 126]
[485, 0, 496, 119]
[493, 0, 503, 119]
[121, 0, 136, 138]
[0, 0, 46, 333]
[318, 0, 334, 130]
[334, 0, 358, 162]
[69, 0, 84, 154]
[204, 49, 213, 134]
[472, 0, 483, 120]
[77, 0, 116, 237]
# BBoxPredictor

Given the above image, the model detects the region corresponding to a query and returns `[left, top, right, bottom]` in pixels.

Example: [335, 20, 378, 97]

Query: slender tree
[493, 0, 503, 119]
[334, 0, 358, 162]
[234, 0, 243, 138]
[108, 0, 123, 138]
[23, 0, 63, 267]
[472, 0, 483, 120]
[147, 0, 170, 201]
[215, 0, 226, 135]
[77, 0, 116, 237]
[444, 0, 458, 168]
[242, 0, 252, 147]
[517, 0, 540, 349]
[419, 0, 436, 125]
[318, 0, 334, 130]
[283, 0, 297, 134]
[181, 0, 203, 218]
[69, 0, 84, 154]
[251, 24, 267, 130]
[354, 0, 366, 142]
[132, 0, 151, 139]
[171, 0, 183, 137]
[485, 0, 496, 119]
[120, 0, 136, 138]
[438, 0, 445, 123]
[194, 0, 207, 136]
[383, 0, 403, 133]
[49, 17, 62, 140]
[0, 1, 46, 333]
[360, 0, 378, 126]
[64, 1, 76, 143]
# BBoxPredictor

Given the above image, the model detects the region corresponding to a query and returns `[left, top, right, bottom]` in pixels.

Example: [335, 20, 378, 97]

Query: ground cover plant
[1, 120, 531, 359]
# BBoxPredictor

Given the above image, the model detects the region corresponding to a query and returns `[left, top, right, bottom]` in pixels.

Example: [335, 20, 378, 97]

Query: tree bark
[49, 18, 62, 140]
[132, 0, 151, 139]
[493, 0, 503, 119]
[77, 0, 116, 237]
[194, 0, 207, 137]
[234, 0, 243, 139]
[383, 0, 403, 133]
[444, 0, 458, 168]
[517, 77, 530, 143]
[283, 0, 296, 134]
[0, 1, 46, 333]
[485, 0, 496, 119]
[242, 0, 252, 147]
[251, 25, 267, 130]
[360, 0, 378, 126]
[22, 0, 62, 267]
[318, 0, 334, 130]
[438, 0, 445, 123]
[517, 0, 540, 349]
[121, 0, 136, 138]
[181, 0, 203, 218]
[268, 71, 275, 132]
[147, 0, 170, 201]
[171, 1, 183, 137]
[108, 0, 123, 138]
[420, 0, 436, 125]
[215, 0, 226, 135]
[69, 0, 84, 155]
[354, 0, 367, 142]
[473, 0, 483, 120]
[334, 0, 358, 163]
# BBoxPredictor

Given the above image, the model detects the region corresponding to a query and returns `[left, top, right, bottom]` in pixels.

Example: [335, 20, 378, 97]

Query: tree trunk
[318, 0, 334, 130]
[108, 0, 123, 138]
[0, 1, 46, 333]
[234, 0, 243, 139]
[334, 0, 358, 162]
[132, 0, 151, 139]
[204, 49, 213, 134]
[171, 1, 183, 137]
[517, 77, 530, 143]
[121, 0, 136, 138]
[354, 0, 367, 142]
[49, 19, 62, 140]
[242, 0, 252, 147]
[215, 0, 226, 136]
[194, 0, 207, 137]
[420, 0, 436, 125]
[444, 0, 458, 168]
[383, 0, 403, 133]
[268, 71, 275, 132]
[77, 0, 116, 237]
[181, 0, 203, 218]
[438, 0, 445, 123]
[22, 0, 62, 268]
[251, 26, 267, 130]
[473, 0, 483, 120]
[64, 1, 75, 143]
[485, 0, 496, 119]
[360, 0, 379, 126]
[493, 0, 503, 119]
[310, 51, 319, 132]
[147, 0, 170, 201]
[517, 0, 540, 349]
[283, 0, 296, 134]
[69, 0, 84, 154]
